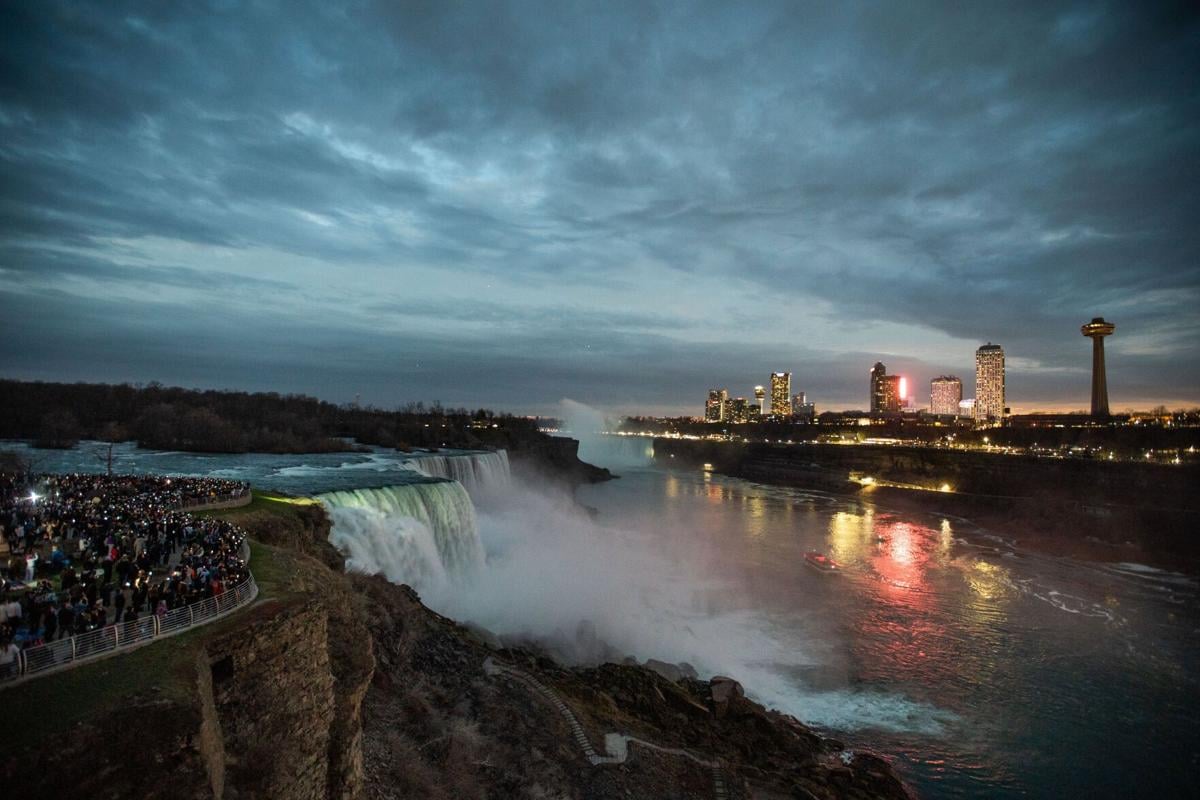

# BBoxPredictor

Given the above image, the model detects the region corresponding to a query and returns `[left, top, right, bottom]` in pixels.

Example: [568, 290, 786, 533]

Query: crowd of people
[0, 472, 252, 678]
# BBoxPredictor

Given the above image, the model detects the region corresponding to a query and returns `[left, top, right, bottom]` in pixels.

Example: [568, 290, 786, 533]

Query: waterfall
[318, 481, 484, 588]
[404, 450, 511, 498]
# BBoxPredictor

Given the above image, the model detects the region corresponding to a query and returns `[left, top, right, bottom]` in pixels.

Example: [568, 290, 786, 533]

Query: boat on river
[804, 551, 841, 573]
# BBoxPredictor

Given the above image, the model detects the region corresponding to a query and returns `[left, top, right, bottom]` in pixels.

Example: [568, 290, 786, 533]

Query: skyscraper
[770, 372, 791, 417]
[870, 362, 903, 414]
[730, 397, 749, 423]
[754, 385, 766, 414]
[792, 391, 815, 420]
[882, 375, 902, 413]
[974, 344, 1005, 422]
[705, 388, 728, 422]
[870, 362, 887, 413]
[930, 375, 963, 416]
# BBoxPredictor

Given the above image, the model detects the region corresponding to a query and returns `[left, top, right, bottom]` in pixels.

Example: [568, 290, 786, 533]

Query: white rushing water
[404, 450, 511, 499]
[319, 481, 485, 588]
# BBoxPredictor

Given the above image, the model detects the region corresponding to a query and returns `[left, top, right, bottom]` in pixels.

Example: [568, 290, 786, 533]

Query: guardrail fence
[1, 487, 257, 686]
[2, 573, 258, 684]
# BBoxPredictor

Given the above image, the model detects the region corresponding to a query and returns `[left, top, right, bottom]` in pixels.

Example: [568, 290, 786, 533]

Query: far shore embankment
[653, 437, 1200, 572]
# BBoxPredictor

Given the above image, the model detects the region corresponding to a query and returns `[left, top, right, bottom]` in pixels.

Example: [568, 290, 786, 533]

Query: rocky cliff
[356, 574, 912, 800]
[1, 498, 910, 800]
[483, 430, 615, 487]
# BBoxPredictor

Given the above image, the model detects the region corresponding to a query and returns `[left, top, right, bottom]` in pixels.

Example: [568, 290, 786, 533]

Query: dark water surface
[574, 439, 1199, 799]
[4, 439, 452, 495]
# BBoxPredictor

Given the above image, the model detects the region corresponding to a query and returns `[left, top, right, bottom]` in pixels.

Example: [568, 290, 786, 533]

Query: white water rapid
[404, 449, 511, 498]
[319, 481, 485, 589]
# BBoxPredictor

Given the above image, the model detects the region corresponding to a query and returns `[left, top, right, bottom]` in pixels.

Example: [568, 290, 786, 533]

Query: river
[569, 435, 1199, 798]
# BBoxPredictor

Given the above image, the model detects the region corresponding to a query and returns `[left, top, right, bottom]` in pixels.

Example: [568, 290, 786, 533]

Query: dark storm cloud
[0, 245, 295, 294]
[1, 0, 1197, 412]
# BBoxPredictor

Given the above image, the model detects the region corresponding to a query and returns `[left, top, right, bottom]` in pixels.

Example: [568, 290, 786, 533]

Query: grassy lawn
[0, 492, 313, 751]
[198, 489, 320, 522]
[0, 602, 243, 751]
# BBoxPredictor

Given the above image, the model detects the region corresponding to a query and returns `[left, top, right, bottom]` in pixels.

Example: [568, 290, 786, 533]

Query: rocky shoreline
[360, 571, 913, 800]
[652, 437, 1200, 574]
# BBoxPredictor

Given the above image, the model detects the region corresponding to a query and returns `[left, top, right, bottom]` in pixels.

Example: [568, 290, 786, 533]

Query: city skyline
[1, 2, 1197, 417]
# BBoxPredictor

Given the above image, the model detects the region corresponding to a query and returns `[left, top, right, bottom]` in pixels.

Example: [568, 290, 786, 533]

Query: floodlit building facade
[882, 375, 902, 414]
[770, 372, 791, 417]
[974, 344, 1005, 422]
[754, 385, 766, 415]
[930, 375, 963, 416]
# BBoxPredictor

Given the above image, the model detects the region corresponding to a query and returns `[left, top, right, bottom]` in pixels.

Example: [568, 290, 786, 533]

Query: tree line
[0, 380, 540, 454]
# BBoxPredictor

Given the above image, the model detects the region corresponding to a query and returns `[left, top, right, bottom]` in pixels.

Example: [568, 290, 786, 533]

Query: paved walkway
[484, 657, 729, 799]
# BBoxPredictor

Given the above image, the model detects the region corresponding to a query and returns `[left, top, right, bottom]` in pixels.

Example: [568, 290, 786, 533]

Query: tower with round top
[1081, 317, 1115, 417]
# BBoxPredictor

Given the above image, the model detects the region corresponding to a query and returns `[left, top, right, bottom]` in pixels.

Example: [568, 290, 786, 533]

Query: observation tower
[1081, 317, 1115, 417]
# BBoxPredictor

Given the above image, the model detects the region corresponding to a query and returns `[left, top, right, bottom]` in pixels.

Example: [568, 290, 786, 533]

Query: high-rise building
[754, 385, 766, 414]
[792, 392, 816, 420]
[730, 397, 749, 423]
[871, 362, 903, 414]
[770, 372, 791, 417]
[974, 344, 1005, 422]
[930, 375, 963, 416]
[882, 375, 902, 413]
[959, 398, 975, 417]
[705, 389, 728, 422]
[870, 362, 888, 413]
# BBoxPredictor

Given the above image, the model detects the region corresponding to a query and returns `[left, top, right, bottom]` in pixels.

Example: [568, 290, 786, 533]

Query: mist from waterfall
[557, 398, 654, 469]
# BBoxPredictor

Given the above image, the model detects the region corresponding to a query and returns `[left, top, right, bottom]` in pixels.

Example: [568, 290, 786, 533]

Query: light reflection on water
[579, 464, 1200, 800]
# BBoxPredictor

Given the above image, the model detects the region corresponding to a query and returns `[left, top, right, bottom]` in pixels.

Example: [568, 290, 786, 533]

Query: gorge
[4, 436, 1197, 798]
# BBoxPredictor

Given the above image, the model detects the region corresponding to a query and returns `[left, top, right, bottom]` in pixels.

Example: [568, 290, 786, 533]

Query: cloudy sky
[1, 1, 1197, 415]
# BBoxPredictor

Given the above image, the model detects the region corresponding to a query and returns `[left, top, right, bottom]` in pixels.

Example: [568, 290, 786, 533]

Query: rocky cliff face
[354, 573, 912, 800]
[473, 428, 614, 486]
[200, 603, 337, 798]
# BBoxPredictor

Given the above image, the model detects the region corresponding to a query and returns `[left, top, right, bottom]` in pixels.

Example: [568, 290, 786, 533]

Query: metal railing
[179, 489, 253, 512]
[0, 488, 257, 687]
[1, 572, 258, 685]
